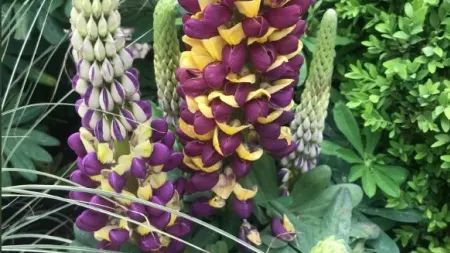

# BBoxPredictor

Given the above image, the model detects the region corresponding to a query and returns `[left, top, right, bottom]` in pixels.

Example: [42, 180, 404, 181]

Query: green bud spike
[281, 9, 337, 172]
[153, 0, 181, 126]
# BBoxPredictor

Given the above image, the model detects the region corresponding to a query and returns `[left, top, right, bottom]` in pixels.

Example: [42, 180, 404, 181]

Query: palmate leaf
[3, 139, 37, 181]
[363, 127, 381, 155]
[320, 188, 353, 243]
[373, 169, 401, 198]
[291, 165, 331, 208]
[333, 103, 364, 156]
[321, 140, 364, 163]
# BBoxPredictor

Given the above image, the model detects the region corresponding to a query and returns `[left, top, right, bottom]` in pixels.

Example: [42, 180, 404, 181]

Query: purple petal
[69, 191, 93, 202]
[242, 17, 269, 38]
[90, 195, 115, 210]
[244, 98, 269, 124]
[82, 152, 103, 176]
[272, 35, 299, 55]
[193, 112, 216, 135]
[203, 4, 232, 28]
[163, 152, 183, 171]
[139, 234, 161, 252]
[154, 180, 175, 203]
[231, 155, 252, 178]
[232, 197, 254, 219]
[264, 6, 301, 29]
[131, 157, 147, 178]
[127, 203, 147, 221]
[178, 0, 201, 13]
[150, 118, 168, 142]
[75, 210, 108, 232]
[149, 211, 171, 229]
[183, 18, 218, 39]
[218, 131, 242, 156]
[148, 143, 170, 166]
[166, 218, 193, 238]
[174, 177, 187, 197]
[119, 108, 137, 131]
[271, 216, 295, 241]
[70, 170, 98, 188]
[249, 43, 278, 72]
[211, 99, 234, 123]
[222, 42, 247, 73]
[270, 87, 294, 108]
[68, 132, 87, 157]
[190, 197, 217, 217]
[288, 54, 304, 71]
[203, 62, 227, 89]
[131, 100, 152, 123]
[201, 143, 223, 167]
[160, 132, 175, 149]
[184, 141, 206, 157]
[108, 171, 126, 193]
[186, 171, 220, 193]
[109, 229, 130, 244]
[146, 196, 165, 216]
[111, 118, 126, 142]
[254, 123, 281, 139]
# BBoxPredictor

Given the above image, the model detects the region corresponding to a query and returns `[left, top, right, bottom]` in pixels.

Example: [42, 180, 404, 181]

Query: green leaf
[373, 170, 401, 197]
[349, 165, 366, 182]
[9, 128, 59, 146]
[291, 165, 331, 208]
[301, 36, 316, 53]
[298, 54, 307, 86]
[220, 207, 241, 249]
[119, 243, 141, 253]
[358, 206, 423, 223]
[372, 164, 409, 185]
[366, 230, 400, 253]
[2, 55, 57, 87]
[3, 139, 37, 181]
[289, 215, 322, 252]
[13, 4, 33, 41]
[333, 103, 364, 156]
[186, 221, 220, 252]
[245, 153, 278, 206]
[67, 240, 96, 253]
[350, 218, 381, 240]
[36, 12, 67, 45]
[150, 101, 163, 118]
[292, 184, 363, 216]
[362, 169, 376, 198]
[320, 188, 353, 243]
[321, 141, 363, 163]
[363, 127, 381, 154]
[205, 241, 229, 253]
[73, 224, 97, 248]
[261, 233, 288, 249]
[15, 140, 53, 163]
[1, 170, 12, 187]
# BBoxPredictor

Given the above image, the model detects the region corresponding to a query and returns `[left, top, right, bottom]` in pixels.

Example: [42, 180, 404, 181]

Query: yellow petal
[168, 214, 177, 227]
[247, 230, 262, 245]
[179, 118, 214, 141]
[166, 191, 182, 211]
[152, 165, 164, 173]
[216, 121, 250, 135]
[283, 40, 303, 60]
[264, 79, 294, 94]
[118, 154, 133, 168]
[90, 174, 103, 182]
[283, 214, 296, 233]
[182, 35, 202, 47]
[117, 190, 135, 206]
[267, 55, 289, 71]
[94, 226, 115, 241]
[100, 178, 115, 192]
[269, 25, 296, 42]
[119, 219, 130, 230]
[137, 183, 153, 201]
[160, 236, 171, 247]
[236, 144, 263, 161]
[211, 167, 236, 199]
[208, 196, 226, 208]
[80, 127, 95, 152]
[257, 110, 284, 124]
[218, 23, 246, 45]
[97, 143, 113, 164]
[233, 183, 258, 201]
[112, 163, 129, 175]
[208, 91, 239, 107]
[192, 46, 215, 71]
[186, 96, 200, 113]
[136, 220, 154, 236]
[234, 0, 261, 18]
[226, 73, 256, 83]
[133, 140, 153, 158]
[278, 126, 292, 145]
[197, 100, 214, 118]
[183, 155, 200, 171]
[134, 123, 152, 143]
[150, 172, 168, 189]
[263, 0, 289, 7]
[202, 36, 227, 61]
[191, 156, 222, 172]
[248, 27, 276, 45]
[180, 51, 197, 69]
[198, 0, 214, 11]
[212, 128, 224, 155]
[246, 89, 271, 101]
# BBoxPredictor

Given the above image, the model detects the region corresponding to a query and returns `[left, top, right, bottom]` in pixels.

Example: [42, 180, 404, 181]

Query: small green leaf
[349, 165, 366, 182]
[372, 164, 409, 185]
[321, 141, 363, 163]
[320, 188, 353, 243]
[373, 170, 401, 197]
[363, 127, 381, 154]
[10, 128, 59, 146]
[205, 241, 229, 253]
[13, 4, 33, 41]
[358, 206, 423, 223]
[291, 165, 331, 208]
[1, 170, 12, 186]
[16, 140, 53, 163]
[362, 169, 376, 198]
[333, 103, 364, 156]
[261, 233, 288, 249]
[73, 224, 97, 248]
[3, 139, 37, 181]
[350, 219, 381, 240]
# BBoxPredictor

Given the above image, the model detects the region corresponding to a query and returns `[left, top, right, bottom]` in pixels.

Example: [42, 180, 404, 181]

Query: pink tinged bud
[290, 19, 307, 37]
[270, 87, 294, 108]
[185, 141, 205, 156]
[119, 108, 137, 131]
[69, 191, 93, 202]
[148, 143, 170, 166]
[150, 211, 171, 229]
[68, 132, 87, 157]
[211, 99, 234, 123]
[264, 6, 302, 29]
[108, 171, 126, 193]
[101, 59, 114, 83]
[181, 77, 209, 97]
[271, 216, 295, 241]
[150, 119, 168, 142]
[122, 71, 139, 97]
[231, 155, 252, 178]
[82, 152, 103, 176]
[127, 203, 147, 221]
[244, 98, 269, 124]
[72, 75, 89, 95]
[273, 35, 299, 55]
[249, 43, 278, 72]
[202, 143, 223, 167]
[203, 4, 232, 28]
[222, 42, 247, 73]
[111, 80, 125, 104]
[183, 18, 218, 39]
[146, 196, 165, 216]
[131, 157, 147, 178]
[94, 118, 112, 142]
[82, 110, 101, 130]
[84, 86, 100, 109]
[288, 54, 304, 71]
[160, 132, 175, 149]
[166, 217, 193, 238]
[163, 152, 183, 171]
[174, 177, 187, 197]
[190, 197, 217, 217]
[193, 112, 216, 135]
[242, 17, 269, 38]
[130, 100, 151, 123]
[111, 118, 127, 141]
[109, 229, 130, 245]
[203, 62, 227, 89]
[77, 59, 91, 80]
[186, 171, 220, 193]
[233, 197, 254, 219]
[218, 131, 242, 156]
[119, 48, 134, 69]
[70, 170, 98, 188]
[178, 0, 201, 13]
[139, 234, 161, 252]
[76, 210, 108, 232]
[99, 88, 115, 112]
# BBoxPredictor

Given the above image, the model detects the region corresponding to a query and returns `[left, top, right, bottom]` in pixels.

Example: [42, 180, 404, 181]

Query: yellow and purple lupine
[175, 0, 311, 222]
[68, 0, 190, 251]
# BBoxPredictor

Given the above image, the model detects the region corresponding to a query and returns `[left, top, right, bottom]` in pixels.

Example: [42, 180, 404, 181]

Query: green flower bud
[87, 16, 98, 41]
[94, 38, 106, 61]
[72, 49, 82, 63]
[119, 48, 133, 70]
[107, 11, 121, 33]
[101, 59, 114, 83]
[82, 37, 94, 61]
[102, 0, 112, 15]
[78, 59, 91, 80]
[72, 0, 83, 11]
[310, 236, 349, 253]
[112, 54, 125, 77]
[104, 34, 117, 57]
[97, 15, 108, 38]
[75, 13, 88, 36]
[71, 30, 83, 50]
[90, 62, 103, 87]
[91, 0, 102, 19]
[70, 7, 79, 23]
[114, 30, 126, 52]
[81, 0, 92, 17]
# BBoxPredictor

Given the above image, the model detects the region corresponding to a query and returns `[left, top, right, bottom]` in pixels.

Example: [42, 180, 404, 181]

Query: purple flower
[244, 98, 269, 124]
[148, 142, 170, 166]
[203, 4, 232, 28]
[109, 228, 130, 245]
[183, 18, 218, 39]
[186, 171, 220, 193]
[166, 218, 193, 237]
[149, 211, 171, 229]
[271, 215, 296, 241]
[67, 133, 87, 157]
[139, 234, 161, 252]
[131, 157, 147, 178]
[233, 197, 254, 219]
[264, 6, 301, 29]
[76, 210, 108, 232]
[231, 155, 252, 178]
[108, 171, 126, 193]
[70, 170, 98, 188]
[242, 17, 269, 38]
[222, 42, 247, 73]
[190, 197, 217, 217]
[127, 203, 147, 221]
[178, 0, 200, 13]
[82, 152, 103, 176]
[154, 180, 175, 203]
[272, 35, 299, 55]
[249, 43, 278, 72]
[203, 62, 227, 89]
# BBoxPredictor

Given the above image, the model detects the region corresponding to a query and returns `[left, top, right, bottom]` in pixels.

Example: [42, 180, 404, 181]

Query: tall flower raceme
[153, 0, 182, 126]
[68, 0, 190, 251]
[280, 9, 337, 173]
[175, 0, 312, 246]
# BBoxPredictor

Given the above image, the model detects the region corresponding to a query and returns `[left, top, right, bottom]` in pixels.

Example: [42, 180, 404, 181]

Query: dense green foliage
[305, 0, 450, 252]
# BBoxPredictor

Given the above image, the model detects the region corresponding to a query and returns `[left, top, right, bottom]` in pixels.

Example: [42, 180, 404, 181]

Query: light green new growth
[309, 236, 349, 253]
[153, 0, 181, 126]
[281, 9, 337, 172]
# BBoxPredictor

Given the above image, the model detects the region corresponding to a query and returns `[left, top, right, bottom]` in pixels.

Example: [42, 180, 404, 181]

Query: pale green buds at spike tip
[153, 0, 181, 126]
[281, 9, 337, 173]
[309, 236, 349, 253]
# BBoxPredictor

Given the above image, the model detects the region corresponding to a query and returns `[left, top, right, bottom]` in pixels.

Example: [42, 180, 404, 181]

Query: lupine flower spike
[68, 0, 189, 251]
[154, 0, 182, 126]
[281, 9, 337, 172]
[176, 0, 311, 230]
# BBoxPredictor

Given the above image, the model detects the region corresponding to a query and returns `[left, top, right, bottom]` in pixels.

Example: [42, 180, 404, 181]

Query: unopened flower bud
[91, 0, 102, 18]
[84, 86, 100, 109]
[89, 62, 103, 87]
[71, 30, 83, 50]
[111, 80, 125, 104]
[112, 54, 125, 77]
[104, 34, 116, 57]
[75, 13, 88, 36]
[97, 15, 108, 37]
[101, 58, 114, 83]
[81, 0, 92, 16]
[81, 37, 94, 61]
[102, 0, 112, 15]
[87, 16, 98, 40]
[72, 75, 89, 95]
[107, 11, 120, 33]
[111, 118, 127, 141]
[119, 48, 133, 70]
[95, 117, 112, 142]
[94, 39, 106, 61]
[99, 87, 115, 112]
